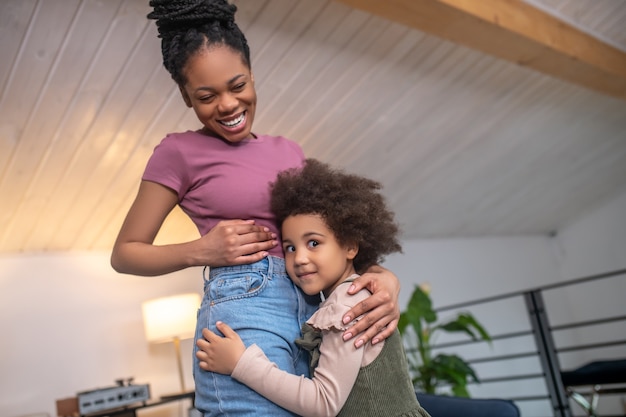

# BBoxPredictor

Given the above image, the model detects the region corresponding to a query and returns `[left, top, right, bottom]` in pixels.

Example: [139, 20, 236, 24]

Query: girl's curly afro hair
[271, 159, 402, 273]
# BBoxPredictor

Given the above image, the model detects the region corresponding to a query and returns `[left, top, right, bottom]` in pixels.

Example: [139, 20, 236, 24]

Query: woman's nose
[217, 93, 238, 113]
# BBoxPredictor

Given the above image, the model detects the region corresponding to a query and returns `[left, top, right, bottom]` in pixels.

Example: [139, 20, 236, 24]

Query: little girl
[197, 159, 431, 417]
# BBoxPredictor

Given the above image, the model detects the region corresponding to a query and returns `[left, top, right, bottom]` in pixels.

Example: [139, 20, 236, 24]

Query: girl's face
[282, 214, 357, 298]
[180, 45, 257, 143]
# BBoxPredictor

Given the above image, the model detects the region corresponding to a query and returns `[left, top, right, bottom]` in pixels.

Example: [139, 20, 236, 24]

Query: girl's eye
[199, 94, 215, 102]
[284, 245, 295, 253]
[307, 240, 319, 249]
[233, 82, 245, 92]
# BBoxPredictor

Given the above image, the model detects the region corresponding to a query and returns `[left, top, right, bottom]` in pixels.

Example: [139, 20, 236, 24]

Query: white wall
[555, 190, 626, 278]
[549, 190, 626, 367]
[550, 190, 626, 354]
[0, 252, 202, 417]
[551, 191, 626, 416]
[386, 235, 561, 308]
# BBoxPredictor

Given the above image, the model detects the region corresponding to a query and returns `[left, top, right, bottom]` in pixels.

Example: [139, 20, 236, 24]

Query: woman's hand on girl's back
[341, 265, 401, 348]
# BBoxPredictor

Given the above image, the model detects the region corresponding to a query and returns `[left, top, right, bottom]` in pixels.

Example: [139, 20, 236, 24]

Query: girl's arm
[111, 181, 277, 276]
[197, 322, 363, 417]
[341, 265, 401, 347]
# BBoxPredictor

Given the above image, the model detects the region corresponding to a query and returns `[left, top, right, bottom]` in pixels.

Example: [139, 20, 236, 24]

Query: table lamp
[142, 293, 201, 394]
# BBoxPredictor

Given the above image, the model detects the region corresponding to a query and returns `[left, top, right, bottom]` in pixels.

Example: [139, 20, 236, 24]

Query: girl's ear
[346, 243, 359, 260]
[179, 85, 192, 108]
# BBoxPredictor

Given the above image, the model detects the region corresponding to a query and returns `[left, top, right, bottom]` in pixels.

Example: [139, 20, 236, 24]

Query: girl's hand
[341, 265, 400, 348]
[195, 322, 246, 375]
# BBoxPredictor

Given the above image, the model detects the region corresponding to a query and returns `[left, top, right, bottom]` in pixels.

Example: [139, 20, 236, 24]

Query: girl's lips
[297, 271, 316, 280]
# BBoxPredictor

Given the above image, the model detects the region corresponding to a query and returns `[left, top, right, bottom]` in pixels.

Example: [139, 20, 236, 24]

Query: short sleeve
[142, 134, 190, 199]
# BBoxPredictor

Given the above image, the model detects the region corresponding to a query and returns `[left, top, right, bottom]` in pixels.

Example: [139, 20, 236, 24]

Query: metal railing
[420, 269, 626, 417]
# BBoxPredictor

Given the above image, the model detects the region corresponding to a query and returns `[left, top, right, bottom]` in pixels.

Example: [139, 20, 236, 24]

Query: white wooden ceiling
[1, 0, 625, 254]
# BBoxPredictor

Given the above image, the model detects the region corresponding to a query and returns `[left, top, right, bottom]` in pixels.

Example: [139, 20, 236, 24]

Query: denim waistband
[204, 256, 286, 281]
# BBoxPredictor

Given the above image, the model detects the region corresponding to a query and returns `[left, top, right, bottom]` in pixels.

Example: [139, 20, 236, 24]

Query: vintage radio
[57, 378, 150, 416]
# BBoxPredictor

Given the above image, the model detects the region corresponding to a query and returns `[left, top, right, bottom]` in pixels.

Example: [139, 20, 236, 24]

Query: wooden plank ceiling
[336, 0, 626, 98]
[0, 0, 625, 254]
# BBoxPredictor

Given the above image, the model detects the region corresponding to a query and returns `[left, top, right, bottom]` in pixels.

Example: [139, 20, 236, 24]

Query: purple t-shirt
[142, 130, 305, 258]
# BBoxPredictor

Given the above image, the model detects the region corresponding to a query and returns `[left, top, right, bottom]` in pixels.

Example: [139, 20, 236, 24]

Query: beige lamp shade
[142, 293, 201, 344]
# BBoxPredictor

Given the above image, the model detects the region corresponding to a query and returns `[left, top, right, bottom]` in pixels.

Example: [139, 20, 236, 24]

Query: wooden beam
[335, 0, 626, 99]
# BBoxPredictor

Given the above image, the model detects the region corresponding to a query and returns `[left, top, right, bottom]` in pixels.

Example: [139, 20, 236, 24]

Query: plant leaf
[439, 313, 492, 342]
[398, 311, 409, 334]
[400, 286, 492, 398]
[451, 384, 470, 398]
[405, 285, 437, 325]
[429, 354, 480, 398]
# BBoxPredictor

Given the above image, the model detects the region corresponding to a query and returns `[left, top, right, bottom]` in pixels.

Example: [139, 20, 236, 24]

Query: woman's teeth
[220, 112, 245, 127]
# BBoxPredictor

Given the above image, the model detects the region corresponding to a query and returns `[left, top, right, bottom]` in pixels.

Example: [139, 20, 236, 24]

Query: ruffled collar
[295, 274, 360, 373]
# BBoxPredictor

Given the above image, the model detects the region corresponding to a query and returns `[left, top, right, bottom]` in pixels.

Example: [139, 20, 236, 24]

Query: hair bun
[148, 0, 237, 38]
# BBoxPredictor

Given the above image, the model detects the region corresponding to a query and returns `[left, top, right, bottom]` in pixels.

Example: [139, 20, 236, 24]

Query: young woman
[197, 159, 430, 417]
[111, 1, 401, 415]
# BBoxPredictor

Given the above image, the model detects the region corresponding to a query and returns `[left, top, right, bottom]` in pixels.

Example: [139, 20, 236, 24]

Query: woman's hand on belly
[193, 219, 279, 267]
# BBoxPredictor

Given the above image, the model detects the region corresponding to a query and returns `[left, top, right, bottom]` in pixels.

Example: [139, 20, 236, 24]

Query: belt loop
[266, 256, 273, 277]
[202, 265, 210, 282]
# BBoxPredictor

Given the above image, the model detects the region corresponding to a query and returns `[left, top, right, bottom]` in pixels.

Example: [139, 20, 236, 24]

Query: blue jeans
[193, 256, 319, 416]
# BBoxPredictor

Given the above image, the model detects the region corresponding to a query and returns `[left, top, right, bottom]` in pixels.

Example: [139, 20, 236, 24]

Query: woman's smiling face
[179, 45, 257, 143]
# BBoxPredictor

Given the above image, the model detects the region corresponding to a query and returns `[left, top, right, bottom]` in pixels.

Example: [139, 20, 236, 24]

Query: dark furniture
[416, 392, 520, 417]
[561, 359, 626, 417]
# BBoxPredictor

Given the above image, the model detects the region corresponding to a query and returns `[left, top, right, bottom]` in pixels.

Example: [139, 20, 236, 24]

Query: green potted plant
[399, 284, 492, 397]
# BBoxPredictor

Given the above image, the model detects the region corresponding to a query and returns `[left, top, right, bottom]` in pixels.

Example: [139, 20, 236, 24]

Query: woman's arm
[111, 181, 277, 276]
[341, 265, 401, 347]
[197, 322, 362, 417]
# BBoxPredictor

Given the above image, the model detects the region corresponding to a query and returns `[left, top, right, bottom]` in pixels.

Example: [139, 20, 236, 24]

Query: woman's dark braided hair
[271, 159, 402, 274]
[147, 0, 251, 85]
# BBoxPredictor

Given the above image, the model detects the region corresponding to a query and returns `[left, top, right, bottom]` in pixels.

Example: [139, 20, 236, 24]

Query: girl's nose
[294, 249, 309, 265]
